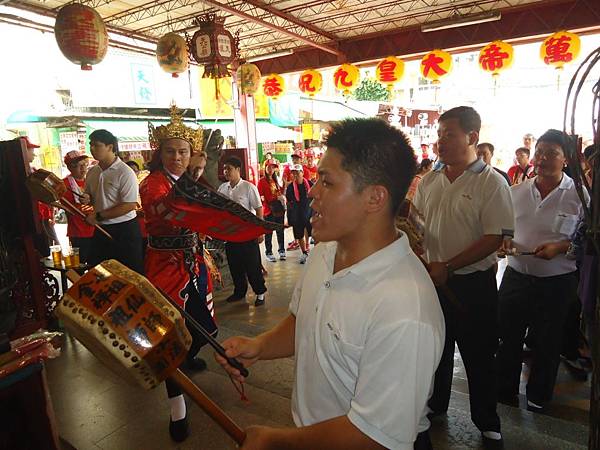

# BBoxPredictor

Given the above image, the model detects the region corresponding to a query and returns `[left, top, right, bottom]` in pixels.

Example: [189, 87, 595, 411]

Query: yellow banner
[199, 73, 269, 119]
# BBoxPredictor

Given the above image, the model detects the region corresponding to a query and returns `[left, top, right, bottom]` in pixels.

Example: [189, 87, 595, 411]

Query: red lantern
[54, 3, 108, 71]
[189, 14, 237, 79]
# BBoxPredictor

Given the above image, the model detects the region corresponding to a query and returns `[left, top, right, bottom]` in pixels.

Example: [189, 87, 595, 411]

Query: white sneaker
[299, 253, 308, 264]
[279, 251, 286, 261]
[265, 253, 276, 263]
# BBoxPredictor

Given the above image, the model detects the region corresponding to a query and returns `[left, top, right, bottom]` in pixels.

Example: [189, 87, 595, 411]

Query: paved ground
[45, 228, 591, 449]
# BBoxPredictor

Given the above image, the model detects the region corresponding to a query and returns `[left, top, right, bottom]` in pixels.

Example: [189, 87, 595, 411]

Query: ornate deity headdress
[148, 104, 204, 153]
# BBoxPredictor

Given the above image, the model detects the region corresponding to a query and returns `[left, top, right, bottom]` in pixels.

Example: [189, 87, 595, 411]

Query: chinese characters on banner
[263, 74, 286, 99]
[420, 50, 453, 84]
[376, 56, 405, 89]
[540, 31, 581, 70]
[333, 63, 360, 96]
[478, 40, 514, 76]
[131, 63, 157, 105]
[298, 69, 323, 97]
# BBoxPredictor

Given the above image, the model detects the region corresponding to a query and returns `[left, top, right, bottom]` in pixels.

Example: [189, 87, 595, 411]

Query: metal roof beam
[197, 0, 344, 57]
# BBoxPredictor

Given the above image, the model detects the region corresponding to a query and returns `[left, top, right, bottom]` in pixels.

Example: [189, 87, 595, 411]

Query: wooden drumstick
[65, 270, 247, 445]
[60, 197, 113, 240]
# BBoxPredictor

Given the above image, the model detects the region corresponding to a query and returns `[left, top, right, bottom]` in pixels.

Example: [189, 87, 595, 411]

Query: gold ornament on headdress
[148, 104, 204, 153]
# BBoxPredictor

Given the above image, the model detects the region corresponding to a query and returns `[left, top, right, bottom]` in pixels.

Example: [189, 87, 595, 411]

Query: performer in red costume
[140, 107, 217, 443]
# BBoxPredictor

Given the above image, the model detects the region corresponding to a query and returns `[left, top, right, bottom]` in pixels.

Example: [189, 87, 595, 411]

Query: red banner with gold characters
[263, 74, 286, 99]
[298, 69, 323, 97]
[376, 56, 405, 89]
[540, 31, 581, 70]
[420, 50, 452, 83]
[479, 40, 514, 76]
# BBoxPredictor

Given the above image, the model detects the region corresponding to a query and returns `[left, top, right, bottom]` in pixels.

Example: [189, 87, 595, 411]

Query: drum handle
[170, 369, 246, 445]
[59, 197, 113, 240]
[65, 270, 246, 445]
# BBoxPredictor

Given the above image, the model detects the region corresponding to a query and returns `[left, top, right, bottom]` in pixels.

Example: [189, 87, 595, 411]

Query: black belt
[148, 233, 198, 250]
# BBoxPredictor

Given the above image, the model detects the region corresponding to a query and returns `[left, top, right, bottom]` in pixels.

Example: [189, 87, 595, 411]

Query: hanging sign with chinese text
[478, 41, 514, 76]
[376, 56, 404, 89]
[540, 31, 581, 70]
[420, 50, 452, 84]
[298, 69, 323, 97]
[189, 14, 237, 79]
[333, 63, 360, 96]
[263, 74, 285, 99]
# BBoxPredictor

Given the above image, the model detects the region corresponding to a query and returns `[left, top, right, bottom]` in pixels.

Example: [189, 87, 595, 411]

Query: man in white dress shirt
[497, 129, 587, 412]
[215, 118, 445, 450]
[217, 156, 267, 306]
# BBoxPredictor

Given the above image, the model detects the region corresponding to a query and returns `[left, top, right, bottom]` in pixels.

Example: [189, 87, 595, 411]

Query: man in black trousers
[217, 156, 267, 306]
[413, 106, 514, 448]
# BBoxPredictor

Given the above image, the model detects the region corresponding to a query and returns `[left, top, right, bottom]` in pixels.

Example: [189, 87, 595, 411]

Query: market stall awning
[84, 119, 298, 144]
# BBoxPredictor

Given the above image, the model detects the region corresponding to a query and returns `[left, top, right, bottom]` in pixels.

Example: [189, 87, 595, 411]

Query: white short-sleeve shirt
[217, 179, 262, 214]
[85, 157, 138, 224]
[507, 175, 588, 277]
[289, 235, 445, 450]
[413, 159, 515, 274]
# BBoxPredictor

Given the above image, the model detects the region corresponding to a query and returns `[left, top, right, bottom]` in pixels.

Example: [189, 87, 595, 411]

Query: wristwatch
[445, 262, 455, 279]
[95, 211, 104, 222]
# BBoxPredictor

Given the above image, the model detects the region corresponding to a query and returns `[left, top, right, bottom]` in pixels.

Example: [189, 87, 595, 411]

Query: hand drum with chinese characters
[26, 168, 67, 204]
[56, 259, 192, 389]
[55, 259, 246, 444]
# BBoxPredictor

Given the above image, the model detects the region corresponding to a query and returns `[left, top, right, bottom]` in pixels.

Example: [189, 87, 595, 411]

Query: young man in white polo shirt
[82, 129, 143, 274]
[217, 156, 267, 306]
[216, 118, 445, 450]
[413, 106, 514, 446]
[496, 129, 586, 412]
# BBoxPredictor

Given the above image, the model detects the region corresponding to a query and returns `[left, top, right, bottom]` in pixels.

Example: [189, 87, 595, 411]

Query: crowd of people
[20, 104, 596, 449]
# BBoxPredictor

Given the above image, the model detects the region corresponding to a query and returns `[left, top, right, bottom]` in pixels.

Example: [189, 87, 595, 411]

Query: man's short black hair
[537, 129, 571, 157]
[584, 144, 598, 161]
[89, 129, 119, 154]
[439, 106, 481, 134]
[126, 160, 140, 171]
[223, 156, 242, 169]
[324, 118, 416, 216]
[515, 146, 530, 157]
[477, 142, 495, 154]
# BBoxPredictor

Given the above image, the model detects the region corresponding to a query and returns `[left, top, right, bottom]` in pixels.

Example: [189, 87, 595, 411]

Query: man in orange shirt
[303, 149, 319, 183]
[62, 150, 94, 263]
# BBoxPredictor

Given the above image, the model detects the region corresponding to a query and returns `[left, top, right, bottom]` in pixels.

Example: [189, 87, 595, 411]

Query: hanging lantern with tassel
[237, 63, 262, 95]
[375, 56, 404, 92]
[54, 3, 108, 71]
[156, 32, 189, 78]
[263, 74, 285, 100]
[333, 63, 360, 97]
[478, 40, 514, 77]
[298, 69, 323, 97]
[420, 50, 452, 84]
[540, 30, 581, 70]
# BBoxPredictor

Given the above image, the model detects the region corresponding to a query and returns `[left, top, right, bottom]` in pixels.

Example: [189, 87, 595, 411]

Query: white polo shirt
[217, 179, 262, 214]
[508, 175, 587, 277]
[289, 235, 445, 450]
[413, 159, 514, 274]
[85, 157, 139, 225]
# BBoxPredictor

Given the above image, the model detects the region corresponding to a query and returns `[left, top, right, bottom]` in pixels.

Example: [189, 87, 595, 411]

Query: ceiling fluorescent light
[246, 49, 294, 62]
[421, 11, 501, 32]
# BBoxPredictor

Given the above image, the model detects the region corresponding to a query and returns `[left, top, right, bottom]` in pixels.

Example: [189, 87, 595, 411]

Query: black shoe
[482, 432, 504, 449]
[226, 294, 245, 303]
[169, 415, 189, 442]
[254, 296, 265, 306]
[183, 357, 207, 372]
[526, 399, 545, 413]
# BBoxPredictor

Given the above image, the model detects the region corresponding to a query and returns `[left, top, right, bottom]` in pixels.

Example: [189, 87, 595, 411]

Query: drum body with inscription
[56, 259, 192, 390]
